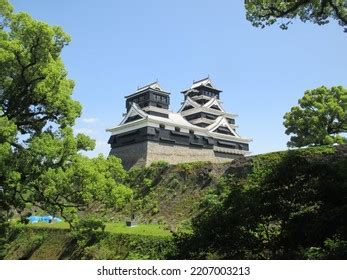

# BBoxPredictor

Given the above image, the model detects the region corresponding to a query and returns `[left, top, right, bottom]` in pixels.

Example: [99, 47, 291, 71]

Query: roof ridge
[193, 76, 210, 84]
[137, 81, 161, 91]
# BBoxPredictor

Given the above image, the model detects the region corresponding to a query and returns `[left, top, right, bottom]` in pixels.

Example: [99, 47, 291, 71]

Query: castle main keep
[107, 77, 251, 169]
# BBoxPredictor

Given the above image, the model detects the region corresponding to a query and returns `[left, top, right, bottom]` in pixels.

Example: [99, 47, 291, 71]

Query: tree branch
[329, 0, 347, 25]
[258, 0, 311, 18]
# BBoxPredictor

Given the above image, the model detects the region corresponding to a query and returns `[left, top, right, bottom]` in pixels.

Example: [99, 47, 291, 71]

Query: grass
[104, 223, 171, 236]
[27, 221, 171, 237]
[6, 224, 173, 259]
[28, 222, 70, 230]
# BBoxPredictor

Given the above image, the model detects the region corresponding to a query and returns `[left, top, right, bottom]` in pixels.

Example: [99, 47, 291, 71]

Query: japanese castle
[107, 77, 251, 169]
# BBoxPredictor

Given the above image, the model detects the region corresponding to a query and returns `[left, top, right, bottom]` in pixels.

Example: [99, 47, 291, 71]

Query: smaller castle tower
[124, 82, 170, 117]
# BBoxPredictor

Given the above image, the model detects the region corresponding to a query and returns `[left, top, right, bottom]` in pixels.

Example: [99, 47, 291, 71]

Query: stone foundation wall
[110, 141, 243, 170]
[146, 141, 241, 166]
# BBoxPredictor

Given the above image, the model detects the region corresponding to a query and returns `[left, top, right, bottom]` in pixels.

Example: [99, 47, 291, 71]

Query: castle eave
[208, 131, 252, 144]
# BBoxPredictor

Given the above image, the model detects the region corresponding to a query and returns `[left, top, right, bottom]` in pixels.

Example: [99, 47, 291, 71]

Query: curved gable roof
[120, 103, 148, 125]
[178, 97, 201, 112]
[207, 116, 240, 138]
[203, 97, 225, 112]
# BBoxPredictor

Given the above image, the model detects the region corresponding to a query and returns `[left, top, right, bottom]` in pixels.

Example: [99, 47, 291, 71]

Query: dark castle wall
[109, 141, 148, 170]
[108, 126, 249, 151]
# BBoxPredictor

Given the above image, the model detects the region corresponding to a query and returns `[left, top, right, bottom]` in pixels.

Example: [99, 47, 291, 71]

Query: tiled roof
[136, 81, 163, 92]
[182, 77, 222, 93]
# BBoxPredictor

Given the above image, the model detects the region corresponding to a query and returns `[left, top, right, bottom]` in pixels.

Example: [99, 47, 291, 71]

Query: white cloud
[81, 139, 109, 158]
[82, 117, 98, 124]
[95, 141, 110, 155]
[75, 128, 95, 135]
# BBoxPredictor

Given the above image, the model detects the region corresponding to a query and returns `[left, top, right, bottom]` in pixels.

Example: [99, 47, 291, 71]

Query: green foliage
[4, 226, 173, 260]
[149, 160, 170, 169]
[123, 160, 217, 228]
[4, 225, 45, 259]
[245, 0, 347, 32]
[80, 233, 174, 260]
[200, 175, 237, 210]
[7, 143, 132, 224]
[166, 172, 181, 189]
[174, 146, 347, 259]
[284, 86, 347, 147]
[70, 217, 106, 249]
[0, 1, 133, 258]
[249, 146, 335, 184]
[177, 161, 207, 173]
[320, 236, 347, 259]
[0, 114, 16, 259]
[27, 221, 171, 237]
[305, 235, 347, 259]
[0, 1, 81, 134]
[143, 178, 153, 188]
[176, 219, 193, 234]
[0, 205, 10, 259]
[5, 146, 346, 260]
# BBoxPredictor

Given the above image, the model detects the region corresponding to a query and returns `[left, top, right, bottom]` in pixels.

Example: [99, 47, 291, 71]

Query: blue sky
[12, 0, 347, 156]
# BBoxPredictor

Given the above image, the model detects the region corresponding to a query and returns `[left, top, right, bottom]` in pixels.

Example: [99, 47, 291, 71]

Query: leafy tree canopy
[284, 86, 347, 147]
[0, 0, 132, 233]
[245, 0, 347, 32]
[174, 147, 347, 259]
[0, 0, 81, 136]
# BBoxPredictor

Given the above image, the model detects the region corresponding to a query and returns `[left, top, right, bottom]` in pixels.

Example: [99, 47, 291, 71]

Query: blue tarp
[27, 215, 63, 223]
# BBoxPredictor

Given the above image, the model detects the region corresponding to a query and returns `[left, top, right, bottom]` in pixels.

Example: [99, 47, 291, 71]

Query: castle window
[189, 129, 194, 134]
[159, 124, 165, 129]
[175, 127, 180, 132]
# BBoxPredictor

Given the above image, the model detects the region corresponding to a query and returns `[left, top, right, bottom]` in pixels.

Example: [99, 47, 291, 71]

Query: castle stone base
[109, 141, 242, 170]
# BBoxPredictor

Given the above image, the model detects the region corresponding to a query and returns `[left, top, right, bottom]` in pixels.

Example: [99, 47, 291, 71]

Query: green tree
[0, 0, 132, 240]
[174, 147, 347, 259]
[245, 0, 347, 32]
[0, 0, 81, 136]
[283, 86, 347, 147]
[8, 128, 132, 224]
